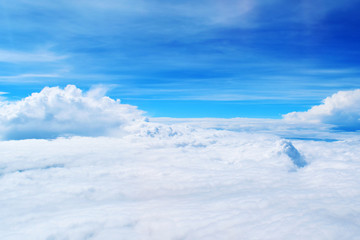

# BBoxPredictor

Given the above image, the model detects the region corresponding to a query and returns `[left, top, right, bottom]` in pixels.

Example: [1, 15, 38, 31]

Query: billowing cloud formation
[0, 85, 145, 140]
[284, 89, 360, 131]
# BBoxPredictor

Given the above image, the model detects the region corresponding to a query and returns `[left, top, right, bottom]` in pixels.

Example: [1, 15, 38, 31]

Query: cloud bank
[0, 85, 145, 140]
[1, 86, 360, 239]
[1, 86, 359, 140]
[284, 89, 360, 131]
[1, 132, 360, 239]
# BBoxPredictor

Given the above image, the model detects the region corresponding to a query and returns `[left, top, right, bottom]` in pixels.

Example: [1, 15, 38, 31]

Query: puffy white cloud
[0, 85, 145, 140]
[284, 89, 360, 131]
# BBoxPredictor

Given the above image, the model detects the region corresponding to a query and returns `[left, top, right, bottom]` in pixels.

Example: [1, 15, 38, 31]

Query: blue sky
[0, 0, 359, 118]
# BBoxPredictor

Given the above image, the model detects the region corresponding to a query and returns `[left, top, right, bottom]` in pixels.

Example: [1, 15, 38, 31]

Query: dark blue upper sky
[0, 0, 359, 118]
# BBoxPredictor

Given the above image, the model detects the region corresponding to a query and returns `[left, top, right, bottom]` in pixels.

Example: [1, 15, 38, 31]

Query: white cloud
[284, 89, 360, 131]
[151, 117, 350, 142]
[0, 85, 359, 238]
[0, 74, 59, 79]
[0, 130, 359, 239]
[0, 85, 145, 140]
[0, 49, 66, 63]
[0, 74, 60, 83]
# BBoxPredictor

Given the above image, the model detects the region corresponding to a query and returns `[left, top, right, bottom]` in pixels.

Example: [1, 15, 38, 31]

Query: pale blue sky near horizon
[0, 0, 359, 118]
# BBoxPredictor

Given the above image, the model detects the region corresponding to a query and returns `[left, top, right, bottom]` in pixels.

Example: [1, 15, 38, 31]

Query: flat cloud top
[1, 133, 360, 239]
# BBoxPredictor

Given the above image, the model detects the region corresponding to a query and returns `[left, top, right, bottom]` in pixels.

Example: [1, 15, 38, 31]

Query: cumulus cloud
[284, 89, 360, 131]
[0, 85, 145, 140]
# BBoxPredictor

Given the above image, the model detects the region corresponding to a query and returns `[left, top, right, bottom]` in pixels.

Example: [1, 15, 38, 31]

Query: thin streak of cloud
[0, 73, 61, 84]
[0, 49, 67, 63]
[0, 74, 59, 79]
[301, 68, 359, 75]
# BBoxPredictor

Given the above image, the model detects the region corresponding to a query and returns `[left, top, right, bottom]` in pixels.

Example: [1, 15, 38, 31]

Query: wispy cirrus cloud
[0, 49, 67, 63]
[0, 73, 59, 79]
[0, 74, 60, 84]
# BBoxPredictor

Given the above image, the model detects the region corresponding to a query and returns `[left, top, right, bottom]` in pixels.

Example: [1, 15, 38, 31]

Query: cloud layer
[284, 89, 360, 131]
[0, 86, 360, 239]
[0, 85, 145, 140]
[1, 131, 360, 239]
